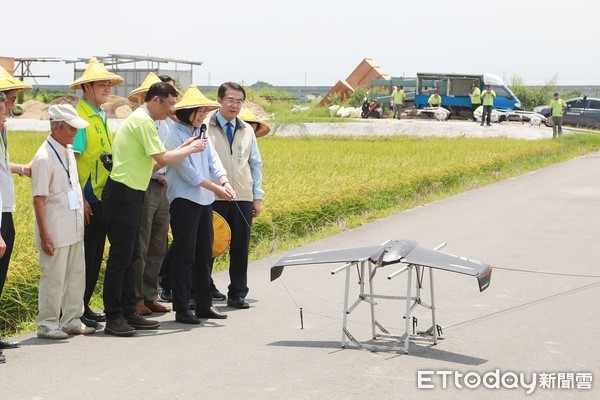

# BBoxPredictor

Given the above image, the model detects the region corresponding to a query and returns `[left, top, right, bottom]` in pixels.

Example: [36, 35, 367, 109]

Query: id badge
[67, 190, 82, 210]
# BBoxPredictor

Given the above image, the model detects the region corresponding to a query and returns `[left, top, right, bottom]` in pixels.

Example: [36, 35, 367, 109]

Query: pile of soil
[17, 95, 269, 122]
[245, 100, 271, 120]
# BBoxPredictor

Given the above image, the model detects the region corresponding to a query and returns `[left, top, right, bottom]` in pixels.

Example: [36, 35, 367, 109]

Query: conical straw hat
[128, 72, 161, 103]
[174, 85, 220, 111]
[212, 211, 231, 257]
[0, 66, 32, 92]
[238, 107, 270, 138]
[70, 56, 124, 90]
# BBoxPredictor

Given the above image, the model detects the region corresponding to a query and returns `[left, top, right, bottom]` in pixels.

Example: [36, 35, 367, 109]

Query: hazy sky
[3, 0, 598, 87]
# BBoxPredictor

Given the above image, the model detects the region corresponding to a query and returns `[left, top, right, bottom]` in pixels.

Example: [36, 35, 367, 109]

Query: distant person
[32, 105, 96, 339]
[71, 57, 124, 327]
[0, 68, 33, 355]
[469, 83, 481, 122]
[392, 86, 406, 120]
[101, 82, 207, 337]
[428, 90, 442, 108]
[129, 73, 175, 316]
[207, 82, 264, 309]
[165, 85, 234, 324]
[549, 92, 567, 138]
[480, 85, 496, 126]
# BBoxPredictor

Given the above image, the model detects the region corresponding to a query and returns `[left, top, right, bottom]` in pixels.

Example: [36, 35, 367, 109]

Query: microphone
[199, 123, 207, 139]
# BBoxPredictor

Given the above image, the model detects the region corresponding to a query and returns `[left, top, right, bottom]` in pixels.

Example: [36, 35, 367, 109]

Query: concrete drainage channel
[7, 117, 569, 140]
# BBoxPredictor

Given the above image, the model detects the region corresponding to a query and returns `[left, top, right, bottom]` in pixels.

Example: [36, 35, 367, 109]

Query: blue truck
[414, 73, 523, 116]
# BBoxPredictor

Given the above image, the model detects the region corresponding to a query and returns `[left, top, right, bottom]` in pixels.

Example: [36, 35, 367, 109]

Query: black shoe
[80, 316, 99, 329]
[211, 290, 227, 301]
[0, 351, 4, 364]
[84, 309, 106, 322]
[158, 287, 172, 303]
[480, 124, 484, 126]
[0, 339, 19, 349]
[227, 297, 250, 309]
[175, 311, 202, 325]
[124, 312, 160, 330]
[196, 306, 227, 319]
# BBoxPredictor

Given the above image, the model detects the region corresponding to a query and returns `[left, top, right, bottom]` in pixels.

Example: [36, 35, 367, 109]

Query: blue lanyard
[46, 140, 72, 187]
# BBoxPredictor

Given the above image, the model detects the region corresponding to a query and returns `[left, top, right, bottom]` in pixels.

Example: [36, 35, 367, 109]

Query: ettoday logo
[417, 369, 593, 394]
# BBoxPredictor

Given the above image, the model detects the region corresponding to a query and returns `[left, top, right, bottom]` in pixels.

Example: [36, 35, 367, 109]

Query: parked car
[534, 96, 600, 128]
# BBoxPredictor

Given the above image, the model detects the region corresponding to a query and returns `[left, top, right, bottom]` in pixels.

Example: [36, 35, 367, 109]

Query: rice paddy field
[2, 130, 600, 336]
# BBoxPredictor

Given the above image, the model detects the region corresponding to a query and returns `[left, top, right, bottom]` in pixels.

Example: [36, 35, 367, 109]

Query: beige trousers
[36, 241, 85, 331]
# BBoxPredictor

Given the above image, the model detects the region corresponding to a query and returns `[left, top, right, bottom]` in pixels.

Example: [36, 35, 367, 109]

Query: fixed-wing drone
[272, 239, 492, 353]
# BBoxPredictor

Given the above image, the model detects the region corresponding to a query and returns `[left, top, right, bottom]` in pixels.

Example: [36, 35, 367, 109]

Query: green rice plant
[3, 130, 600, 336]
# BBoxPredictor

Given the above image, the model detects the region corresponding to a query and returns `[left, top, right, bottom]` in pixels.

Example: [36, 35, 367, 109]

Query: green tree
[509, 74, 557, 110]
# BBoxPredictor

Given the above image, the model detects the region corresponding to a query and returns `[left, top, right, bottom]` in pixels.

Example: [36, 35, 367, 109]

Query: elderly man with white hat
[70, 57, 124, 326]
[0, 67, 33, 353]
[31, 104, 96, 339]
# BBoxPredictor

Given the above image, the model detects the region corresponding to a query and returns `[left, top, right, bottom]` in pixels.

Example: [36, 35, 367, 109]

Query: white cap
[48, 104, 89, 129]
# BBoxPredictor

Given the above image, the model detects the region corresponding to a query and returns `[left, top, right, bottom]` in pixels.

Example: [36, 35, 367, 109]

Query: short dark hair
[175, 108, 197, 125]
[145, 82, 178, 102]
[218, 82, 246, 100]
[158, 75, 174, 84]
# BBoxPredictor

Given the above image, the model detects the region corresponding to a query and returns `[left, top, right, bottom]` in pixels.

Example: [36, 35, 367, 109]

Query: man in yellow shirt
[480, 85, 496, 126]
[549, 92, 567, 138]
[428, 90, 442, 107]
[392, 86, 406, 120]
[469, 84, 481, 122]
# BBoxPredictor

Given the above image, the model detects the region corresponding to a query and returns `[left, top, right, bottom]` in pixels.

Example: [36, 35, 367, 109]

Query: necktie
[225, 122, 234, 149]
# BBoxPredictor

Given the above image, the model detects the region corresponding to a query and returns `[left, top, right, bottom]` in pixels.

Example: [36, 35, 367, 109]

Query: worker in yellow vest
[480, 85, 496, 126]
[549, 92, 567, 138]
[391, 86, 406, 120]
[469, 83, 481, 122]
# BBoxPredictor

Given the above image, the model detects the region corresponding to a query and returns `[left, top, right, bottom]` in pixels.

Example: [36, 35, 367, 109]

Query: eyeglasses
[159, 97, 177, 109]
[223, 96, 244, 106]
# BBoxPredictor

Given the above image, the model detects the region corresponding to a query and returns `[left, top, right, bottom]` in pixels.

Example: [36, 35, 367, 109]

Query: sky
[2, 0, 599, 88]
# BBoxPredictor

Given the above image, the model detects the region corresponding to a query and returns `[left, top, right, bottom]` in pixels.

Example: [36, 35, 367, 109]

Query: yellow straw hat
[0, 66, 33, 92]
[212, 211, 231, 257]
[128, 72, 161, 103]
[70, 56, 124, 90]
[174, 85, 220, 111]
[238, 107, 270, 138]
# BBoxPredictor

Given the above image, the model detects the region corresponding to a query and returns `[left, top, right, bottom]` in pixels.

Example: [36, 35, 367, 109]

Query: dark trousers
[471, 103, 480, 121]
[101, 179, 145, 319]
[159, 242, 172, 292]
[210, 201, 253, 299]
[168, 198, 213, 313]
[83, 201, 107, 310]
[0, 212, 15, 297]
[482, 105, 492, 125]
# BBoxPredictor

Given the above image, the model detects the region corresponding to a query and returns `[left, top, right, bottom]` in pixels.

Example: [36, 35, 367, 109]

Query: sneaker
[62, 320, 96, 335]
[124, 312, 160, 330]
[37, 328, 69, 340]
[105, 318, 136, 337]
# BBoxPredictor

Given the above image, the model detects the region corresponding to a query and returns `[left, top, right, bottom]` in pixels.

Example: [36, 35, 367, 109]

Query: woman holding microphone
[165, 85, 235, 324]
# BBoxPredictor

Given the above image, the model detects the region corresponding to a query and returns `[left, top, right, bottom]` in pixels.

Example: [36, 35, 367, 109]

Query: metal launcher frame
[330, 243, 447, 353]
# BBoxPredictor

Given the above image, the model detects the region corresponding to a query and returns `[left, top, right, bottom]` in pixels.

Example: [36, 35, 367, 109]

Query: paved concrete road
[2, 155, 599, 399]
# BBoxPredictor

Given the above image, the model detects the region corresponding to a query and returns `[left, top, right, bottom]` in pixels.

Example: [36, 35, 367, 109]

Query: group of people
[0, 57, 267, 361]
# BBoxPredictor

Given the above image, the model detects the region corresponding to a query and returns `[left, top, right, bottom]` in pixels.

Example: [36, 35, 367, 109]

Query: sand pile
[17, 95, 269, 122]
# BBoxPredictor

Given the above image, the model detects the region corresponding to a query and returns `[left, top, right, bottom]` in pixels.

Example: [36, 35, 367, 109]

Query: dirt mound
[18, 94, 136, 120]
[20, 100, 49, 119]
[245, 100, 270, 120]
